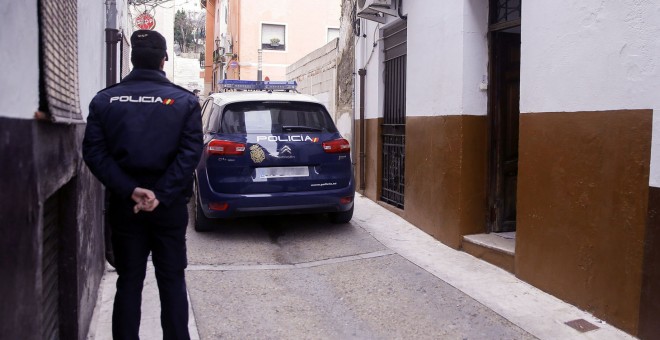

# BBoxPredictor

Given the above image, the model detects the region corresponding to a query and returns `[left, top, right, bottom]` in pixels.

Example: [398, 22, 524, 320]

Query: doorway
[487, 0, 521, 233]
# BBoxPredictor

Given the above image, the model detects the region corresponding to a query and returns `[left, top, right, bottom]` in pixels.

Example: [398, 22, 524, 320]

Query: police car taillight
[322, 138, 350, 153]
[208, 140, 246, 155]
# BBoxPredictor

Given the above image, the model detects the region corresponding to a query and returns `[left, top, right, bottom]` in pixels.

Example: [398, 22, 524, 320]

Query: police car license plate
[256, 166, 309, 179]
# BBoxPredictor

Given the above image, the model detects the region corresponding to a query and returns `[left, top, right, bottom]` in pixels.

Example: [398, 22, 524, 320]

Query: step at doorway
[462, 232, 516, 273]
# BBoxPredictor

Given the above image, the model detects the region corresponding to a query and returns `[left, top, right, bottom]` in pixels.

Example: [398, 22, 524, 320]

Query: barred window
[38, 0, 82, 123]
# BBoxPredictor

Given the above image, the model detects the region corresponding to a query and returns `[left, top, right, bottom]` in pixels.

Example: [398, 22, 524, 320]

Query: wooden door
[488, 31, 520, 232]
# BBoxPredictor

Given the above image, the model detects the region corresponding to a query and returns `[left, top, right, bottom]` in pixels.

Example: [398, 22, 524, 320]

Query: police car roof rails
[219, 80, 298, 93]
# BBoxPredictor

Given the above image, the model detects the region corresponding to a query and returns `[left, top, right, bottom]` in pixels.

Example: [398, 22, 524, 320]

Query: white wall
[355, 18, 382, 120]
[1, 3, 39, 119]
[356, 0, 489, 119]
[520, 1, 660, 186]
[156, 7, 176, 78]
[406, 1, 463, 117]
[521, 1, 660, 114]
[78, 0, 107, 120]
[461, 0, 489, 116]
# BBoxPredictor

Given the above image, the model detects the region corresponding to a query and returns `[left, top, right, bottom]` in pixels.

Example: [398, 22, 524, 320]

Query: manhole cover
[565, 319, 599, 333]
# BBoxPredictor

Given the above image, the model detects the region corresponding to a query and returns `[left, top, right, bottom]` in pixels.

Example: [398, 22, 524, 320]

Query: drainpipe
[105, 0, 121, 86]
[358, 68, 366, 192]
[397, 0, 407, 20]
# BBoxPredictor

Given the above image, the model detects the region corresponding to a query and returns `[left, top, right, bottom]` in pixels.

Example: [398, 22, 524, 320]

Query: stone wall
[287, 39, 338, 119]
[286, 0, 356, 149]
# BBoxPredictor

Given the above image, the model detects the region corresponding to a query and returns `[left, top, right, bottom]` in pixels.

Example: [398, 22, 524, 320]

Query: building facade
[203, 0, 340, 93]
[354, 0, 659, 337]
[0, 1, 132, 338]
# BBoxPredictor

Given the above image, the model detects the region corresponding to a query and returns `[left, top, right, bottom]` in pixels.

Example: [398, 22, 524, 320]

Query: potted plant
[269, 37, 280, 47]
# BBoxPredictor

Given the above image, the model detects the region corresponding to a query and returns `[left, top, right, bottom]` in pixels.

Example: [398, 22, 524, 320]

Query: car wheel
[328, 205, 354, 224]
[193, 182, 216, 232]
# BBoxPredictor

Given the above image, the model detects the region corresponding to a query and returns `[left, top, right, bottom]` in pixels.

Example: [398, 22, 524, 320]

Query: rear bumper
[197, 179, 355, 219]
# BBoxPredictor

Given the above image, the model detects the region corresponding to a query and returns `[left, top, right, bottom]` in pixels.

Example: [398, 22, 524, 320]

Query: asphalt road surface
[184, 209, 536, 340]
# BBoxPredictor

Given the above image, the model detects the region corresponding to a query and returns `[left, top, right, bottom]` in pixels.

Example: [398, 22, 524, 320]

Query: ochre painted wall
[404, 116, 488, 248]
[516, 110, 652, 335]
[356, 116, 488, 249]
[354, 118, 382, 202]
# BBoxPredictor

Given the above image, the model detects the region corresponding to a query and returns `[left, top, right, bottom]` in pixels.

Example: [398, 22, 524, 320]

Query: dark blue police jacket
[83, 69, 203, 207]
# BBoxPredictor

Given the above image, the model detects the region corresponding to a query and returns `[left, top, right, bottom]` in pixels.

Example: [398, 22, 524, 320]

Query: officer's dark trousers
[109, 198, 190, 340]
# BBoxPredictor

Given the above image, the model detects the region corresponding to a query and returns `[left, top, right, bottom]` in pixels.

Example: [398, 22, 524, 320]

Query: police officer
[83, 30, 203, 339]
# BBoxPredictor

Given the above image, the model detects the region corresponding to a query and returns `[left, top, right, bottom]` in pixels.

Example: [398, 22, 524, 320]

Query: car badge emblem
[280, 145, 292, 155]
[250, 144, 266, 163]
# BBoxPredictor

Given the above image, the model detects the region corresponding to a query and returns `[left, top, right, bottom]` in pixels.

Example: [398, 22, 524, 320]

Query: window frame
[260, 22, 287, 52]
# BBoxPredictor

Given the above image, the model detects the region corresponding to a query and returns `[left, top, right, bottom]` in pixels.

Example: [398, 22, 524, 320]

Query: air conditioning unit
[357, 0, 397, 24]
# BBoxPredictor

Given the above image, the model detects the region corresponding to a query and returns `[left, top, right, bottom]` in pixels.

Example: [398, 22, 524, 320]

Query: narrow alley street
[88, 195, 633, 340]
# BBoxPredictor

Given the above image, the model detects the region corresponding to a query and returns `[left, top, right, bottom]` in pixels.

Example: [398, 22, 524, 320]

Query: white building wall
[78, 0, 107, 120]
[461, 0, 489, 116]
[1, 3, 39, 119]
[406, 1, 463, 117]
[520, 1, 660, 186]
[356, 0, 489, 119]
[355, 19, 382, 120]
[157, 7, 176, 78]
[0, 2, 131, 121]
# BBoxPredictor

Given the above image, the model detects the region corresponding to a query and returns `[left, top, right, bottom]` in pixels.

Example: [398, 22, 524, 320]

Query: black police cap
[130, 30, 168, 68]
[131, 29, 167, 51]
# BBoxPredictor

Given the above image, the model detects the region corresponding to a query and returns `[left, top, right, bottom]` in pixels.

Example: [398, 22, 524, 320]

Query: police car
[193, 80, 355, 231]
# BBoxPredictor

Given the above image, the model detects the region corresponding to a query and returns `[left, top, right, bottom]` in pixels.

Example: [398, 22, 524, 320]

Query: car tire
[193, 182, 216, 232]
[328, 205, 354, 224]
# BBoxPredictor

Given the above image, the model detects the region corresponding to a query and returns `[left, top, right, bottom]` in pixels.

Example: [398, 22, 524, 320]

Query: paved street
[184, 213, 532, 339]
[88, 194, 634, 340]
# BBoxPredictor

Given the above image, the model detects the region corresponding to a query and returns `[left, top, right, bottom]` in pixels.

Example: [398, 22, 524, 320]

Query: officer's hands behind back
[131, 187, 160, 213]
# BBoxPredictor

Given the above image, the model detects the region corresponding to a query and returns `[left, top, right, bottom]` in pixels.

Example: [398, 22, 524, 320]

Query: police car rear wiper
[282, 125, 323, 132]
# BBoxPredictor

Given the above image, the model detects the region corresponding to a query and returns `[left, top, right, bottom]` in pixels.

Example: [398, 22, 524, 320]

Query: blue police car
[193, 80, 355, 231]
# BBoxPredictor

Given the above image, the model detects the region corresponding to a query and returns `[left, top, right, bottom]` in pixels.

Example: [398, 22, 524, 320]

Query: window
[201, 99, 214, 132]
[489, 0, 521, 30]
[218, 102, 338, 134]
[261, 23, 285, 51]
[38, 0, 82, 123]
[327, 28, 340, 42]
[207, 104, 223, 133]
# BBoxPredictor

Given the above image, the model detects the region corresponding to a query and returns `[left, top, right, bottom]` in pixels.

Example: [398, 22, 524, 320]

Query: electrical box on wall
[357, 0, 397, 24]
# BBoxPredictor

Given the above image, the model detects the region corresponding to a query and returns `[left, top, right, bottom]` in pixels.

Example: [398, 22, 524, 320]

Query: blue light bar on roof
[263, 81, 297, 91]
[218, 80, 297, 91]
[219, 80, 260, 90]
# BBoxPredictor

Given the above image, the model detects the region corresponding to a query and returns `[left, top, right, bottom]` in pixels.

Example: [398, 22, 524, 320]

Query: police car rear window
[217, 101, 338, 134]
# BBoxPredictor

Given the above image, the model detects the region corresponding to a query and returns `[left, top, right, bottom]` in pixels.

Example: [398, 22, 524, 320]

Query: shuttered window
[38, 0, 82, 123]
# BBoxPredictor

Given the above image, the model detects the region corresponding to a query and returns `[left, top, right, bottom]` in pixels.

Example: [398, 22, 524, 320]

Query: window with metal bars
[380, 20, 407, 209]
[38, 0, 82, 123]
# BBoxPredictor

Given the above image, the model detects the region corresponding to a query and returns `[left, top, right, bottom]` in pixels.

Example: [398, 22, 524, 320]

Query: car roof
[209, 91, 322, 106]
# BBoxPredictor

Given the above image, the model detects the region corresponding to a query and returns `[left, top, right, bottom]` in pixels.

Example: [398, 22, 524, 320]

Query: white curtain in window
[262, 24, 285, 44]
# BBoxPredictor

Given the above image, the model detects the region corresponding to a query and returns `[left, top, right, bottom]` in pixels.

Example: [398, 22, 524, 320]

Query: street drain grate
[565, 319, 599, 333]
